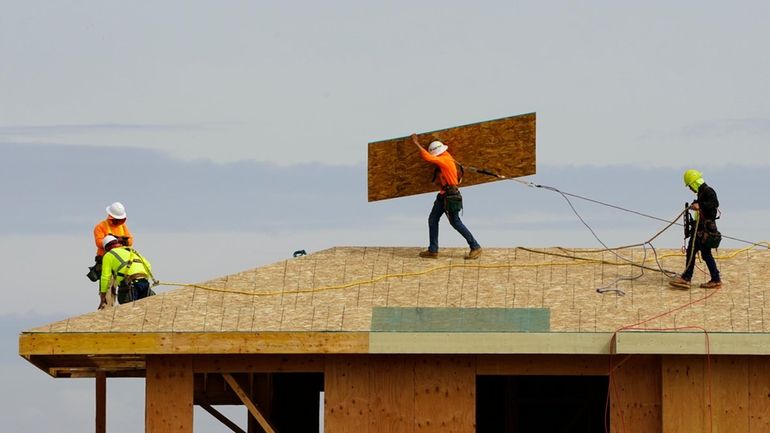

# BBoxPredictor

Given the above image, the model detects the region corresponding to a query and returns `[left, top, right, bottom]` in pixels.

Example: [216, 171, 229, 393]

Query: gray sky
[2, 1, 770, 432]
[2, 1, 769, 166]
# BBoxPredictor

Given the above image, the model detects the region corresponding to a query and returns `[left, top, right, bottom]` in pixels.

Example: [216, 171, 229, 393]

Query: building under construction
[18, 245, 770, 432]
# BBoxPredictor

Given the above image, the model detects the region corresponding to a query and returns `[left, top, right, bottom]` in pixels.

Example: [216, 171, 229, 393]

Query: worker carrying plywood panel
[411, 133, 482, 260]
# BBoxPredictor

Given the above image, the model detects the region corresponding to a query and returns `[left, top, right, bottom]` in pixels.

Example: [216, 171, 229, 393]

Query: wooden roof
[19, 246, 770, 376]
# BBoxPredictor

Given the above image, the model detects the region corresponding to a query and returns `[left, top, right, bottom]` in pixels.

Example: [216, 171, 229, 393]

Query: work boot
[465, 247, 482, 260]
[419, 250, 439, 258]
[668, 276, 691, 290]
[699, 280, 722, 289]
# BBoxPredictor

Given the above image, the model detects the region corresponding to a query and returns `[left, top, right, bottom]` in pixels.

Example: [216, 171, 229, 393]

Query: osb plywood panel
[26, 246, 770, 334]
[367, 113, 536, 202]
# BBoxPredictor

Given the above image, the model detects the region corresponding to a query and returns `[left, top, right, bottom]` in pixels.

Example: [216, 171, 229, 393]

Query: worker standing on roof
[87, 202, 134, 284]
[669, 169, 722, 290]
[412, 133, 482, 260]
[99, 235, 156, 309]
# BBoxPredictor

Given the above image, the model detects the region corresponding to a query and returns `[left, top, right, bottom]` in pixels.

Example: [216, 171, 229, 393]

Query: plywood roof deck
[26, 246, 770, 334]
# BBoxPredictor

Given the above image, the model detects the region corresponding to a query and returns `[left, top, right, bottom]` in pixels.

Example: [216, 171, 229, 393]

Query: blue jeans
[682, 235, 720, 282]
[428, 193, 480, 253]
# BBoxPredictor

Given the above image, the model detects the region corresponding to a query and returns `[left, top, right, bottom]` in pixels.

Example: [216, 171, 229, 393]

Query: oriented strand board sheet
[368, 113, 536, 201]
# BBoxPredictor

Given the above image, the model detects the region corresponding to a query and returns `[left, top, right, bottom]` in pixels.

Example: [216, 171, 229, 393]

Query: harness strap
[108, 248, 154, 281]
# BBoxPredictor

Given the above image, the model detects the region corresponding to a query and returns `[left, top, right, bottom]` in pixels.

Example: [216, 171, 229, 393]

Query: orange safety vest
[93, 219, 133, 256]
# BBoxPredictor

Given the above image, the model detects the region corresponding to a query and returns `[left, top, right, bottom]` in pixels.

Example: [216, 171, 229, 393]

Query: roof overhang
[20, 330, 770, 378]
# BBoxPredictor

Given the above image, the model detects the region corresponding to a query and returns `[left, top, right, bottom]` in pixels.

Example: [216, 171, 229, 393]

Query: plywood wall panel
[662, 355, 706, 433]
[414, 356, 475, 433]
[369, 356, 415, 433]
[711, 356, 749, 433]
[749, 356, 770, 432]
[610, 355, 662, 433]
[145, 356, 193, 433]
[325, 356, 370, 433]
[368, 113, 536, 201]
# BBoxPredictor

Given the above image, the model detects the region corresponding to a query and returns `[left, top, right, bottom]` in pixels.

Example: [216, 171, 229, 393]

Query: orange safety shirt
[418, 147, 459, 193]
[93, 219, 134, 256]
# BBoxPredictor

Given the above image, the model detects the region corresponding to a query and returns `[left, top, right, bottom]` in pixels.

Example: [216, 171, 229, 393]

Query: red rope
[607, 285, 721, 433]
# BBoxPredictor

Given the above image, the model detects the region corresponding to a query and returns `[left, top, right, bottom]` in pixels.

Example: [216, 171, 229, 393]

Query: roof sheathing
[24, 246, 770, 334]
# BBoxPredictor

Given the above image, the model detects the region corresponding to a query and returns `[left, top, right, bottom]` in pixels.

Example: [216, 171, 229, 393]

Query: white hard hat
[106, 202, 127, 219]
[428, 141, 448, 156]
[102, 235, 120, 249]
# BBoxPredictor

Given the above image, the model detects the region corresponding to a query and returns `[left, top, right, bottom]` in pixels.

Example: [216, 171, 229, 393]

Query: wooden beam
[614, 332, 770, 355]
[193, 354, 324, 373]
[476, 354, 610, 375]
[146, 356, 193, 433]
[369, 332, 614, 354]
[95, 371, 106, 433]
[19, 331, 369, 356]
[222, 373, 276, 433]
[200, 404, 247, 433]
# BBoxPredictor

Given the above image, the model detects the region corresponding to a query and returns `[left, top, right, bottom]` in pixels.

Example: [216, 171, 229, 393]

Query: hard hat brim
[429, 144, 448, 156]
[106, 206, 127, 219]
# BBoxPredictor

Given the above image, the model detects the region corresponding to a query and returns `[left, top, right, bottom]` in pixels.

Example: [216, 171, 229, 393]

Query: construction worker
[669, 169, 722, 290]
[412, 133, 482, 259]
[87, 202, 134, 283]
[99, 235, 156, 309]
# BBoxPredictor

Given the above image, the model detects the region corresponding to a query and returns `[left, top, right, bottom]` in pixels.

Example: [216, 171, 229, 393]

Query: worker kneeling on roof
[99, 235, 157, 309]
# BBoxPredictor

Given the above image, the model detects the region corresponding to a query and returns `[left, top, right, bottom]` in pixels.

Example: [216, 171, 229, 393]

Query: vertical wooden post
[146, 355, 194, 433]
[95, 371, 106, 433]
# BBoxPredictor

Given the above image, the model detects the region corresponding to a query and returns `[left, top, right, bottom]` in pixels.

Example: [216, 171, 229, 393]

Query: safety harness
[107, 248, 154, 286]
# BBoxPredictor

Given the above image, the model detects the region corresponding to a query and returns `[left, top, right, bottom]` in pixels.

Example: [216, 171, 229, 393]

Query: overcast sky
[2, 1, 769, 432]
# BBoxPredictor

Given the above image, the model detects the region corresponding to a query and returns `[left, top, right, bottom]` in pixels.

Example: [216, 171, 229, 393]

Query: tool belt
[117, 274, 154, 304]
[86, 255, 103, 282]
[443, 185, 463, 213]
[698, 219, 722, 249]
[119, 273, 149, 288]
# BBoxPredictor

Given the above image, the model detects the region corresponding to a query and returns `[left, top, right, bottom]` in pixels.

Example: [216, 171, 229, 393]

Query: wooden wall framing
[87, 353, 770, 433]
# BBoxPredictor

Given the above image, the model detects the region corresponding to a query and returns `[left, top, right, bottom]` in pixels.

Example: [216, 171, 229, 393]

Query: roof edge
[19, 331, 369, 356]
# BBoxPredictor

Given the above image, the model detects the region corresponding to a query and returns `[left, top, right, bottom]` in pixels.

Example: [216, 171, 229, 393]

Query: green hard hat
[683, 169, 704, 191]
